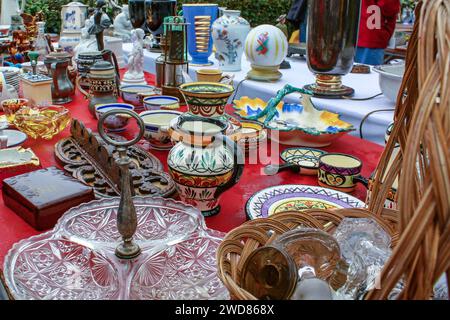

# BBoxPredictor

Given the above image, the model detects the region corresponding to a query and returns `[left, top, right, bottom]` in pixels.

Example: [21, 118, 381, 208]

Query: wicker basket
[217, 209, 398, 300]
[217, 0, 449, 300]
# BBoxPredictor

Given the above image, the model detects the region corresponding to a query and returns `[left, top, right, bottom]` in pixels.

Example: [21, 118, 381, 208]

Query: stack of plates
[0, 67, 21, 93]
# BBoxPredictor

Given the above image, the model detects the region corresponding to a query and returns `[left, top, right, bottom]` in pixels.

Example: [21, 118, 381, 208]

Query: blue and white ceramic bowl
[120, 84, 158, 107]
[139, 110, 183, 150]
[143, 95, 180, 111]
[95, 103, 135, 132]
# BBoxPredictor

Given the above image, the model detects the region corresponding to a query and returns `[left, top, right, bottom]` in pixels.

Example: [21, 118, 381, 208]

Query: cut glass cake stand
[3, 197, 229, 300]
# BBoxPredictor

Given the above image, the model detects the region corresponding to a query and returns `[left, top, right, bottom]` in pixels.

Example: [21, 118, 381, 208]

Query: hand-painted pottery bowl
[281, 147, 327, 175]
[139, 110, 183, 150]
[318, 153, 365, 193]
[238, 120, 267, 153]
[143, 95, 180, 111]
[233, 96, 354, 147]
[120, 84, 158, 106]
[179, 82, 234, 118]
[95, 103, 135, 132]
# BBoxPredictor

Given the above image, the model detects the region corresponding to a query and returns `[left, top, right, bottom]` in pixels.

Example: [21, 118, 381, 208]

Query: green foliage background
[179, 0, 293, 26]
[23, 0, 293, 34]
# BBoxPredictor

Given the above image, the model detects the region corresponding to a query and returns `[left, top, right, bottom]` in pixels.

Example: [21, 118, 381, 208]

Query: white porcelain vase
[212, 10, 250, 72]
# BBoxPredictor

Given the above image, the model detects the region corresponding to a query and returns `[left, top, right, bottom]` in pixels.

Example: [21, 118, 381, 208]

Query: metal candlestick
[97, 109, 145, 259]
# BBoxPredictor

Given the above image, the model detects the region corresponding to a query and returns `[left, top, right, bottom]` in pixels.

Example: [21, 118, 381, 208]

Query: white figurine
[122, 28, 146, 85]
[72, 19, 97, 64]
[113, 5, 133, 42]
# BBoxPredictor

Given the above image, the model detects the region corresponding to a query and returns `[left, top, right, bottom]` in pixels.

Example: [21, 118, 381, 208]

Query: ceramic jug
[77, 60, 119, 116]
[168, 115, 244, 217]
[212, 10, 250, 72]
[76, 49, 120, 90]
[43, 54, 75, 104]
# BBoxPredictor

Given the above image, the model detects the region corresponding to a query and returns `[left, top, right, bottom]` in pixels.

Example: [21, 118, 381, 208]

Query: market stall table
[123, 43, 395, 145]
[0, 72, 384, 266]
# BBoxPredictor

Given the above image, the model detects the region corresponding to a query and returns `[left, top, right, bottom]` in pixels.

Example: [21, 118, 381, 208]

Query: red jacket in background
[358, 0, 401, 49]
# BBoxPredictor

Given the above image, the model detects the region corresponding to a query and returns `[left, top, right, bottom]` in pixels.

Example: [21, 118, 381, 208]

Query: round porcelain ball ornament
[244, 24, 288, 81]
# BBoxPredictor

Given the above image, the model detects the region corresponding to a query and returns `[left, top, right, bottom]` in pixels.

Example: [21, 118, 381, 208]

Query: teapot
[167, 115, 244, 217]
[77, 60, 119, 116]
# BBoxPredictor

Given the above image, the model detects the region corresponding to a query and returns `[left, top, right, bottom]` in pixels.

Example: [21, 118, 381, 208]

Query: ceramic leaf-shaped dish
[233, 95, 354, 147]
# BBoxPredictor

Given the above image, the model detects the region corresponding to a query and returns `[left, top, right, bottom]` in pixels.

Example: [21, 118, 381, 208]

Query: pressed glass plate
[3, 197, 228, 300]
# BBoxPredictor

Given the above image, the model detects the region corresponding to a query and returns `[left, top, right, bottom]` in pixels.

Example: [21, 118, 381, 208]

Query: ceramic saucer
[246, 184, 365, 220]
[0, 129, 27, 148]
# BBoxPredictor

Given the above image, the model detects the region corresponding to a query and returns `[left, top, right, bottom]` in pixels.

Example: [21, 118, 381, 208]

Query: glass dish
[3, 196, 228, 300]
[13, 105, 71, 139]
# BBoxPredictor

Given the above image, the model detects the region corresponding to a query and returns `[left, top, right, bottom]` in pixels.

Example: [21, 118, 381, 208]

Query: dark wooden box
[2, 167, 95, 231]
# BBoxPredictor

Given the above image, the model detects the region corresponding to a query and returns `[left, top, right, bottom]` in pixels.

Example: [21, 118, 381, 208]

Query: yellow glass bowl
[14, 105, 71, 140]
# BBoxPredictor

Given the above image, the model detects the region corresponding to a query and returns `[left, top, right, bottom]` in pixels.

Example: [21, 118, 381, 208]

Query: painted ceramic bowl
[179, 82, 234, 118]
[95, 103, 135, 132]
[139, 110, 183, 150]
[238, 120, 267, 153]
[143, 95, 180, 111]
[318, 153, 365, 193]
[233, 96, 354, 147]
[120, 84, 158, 106]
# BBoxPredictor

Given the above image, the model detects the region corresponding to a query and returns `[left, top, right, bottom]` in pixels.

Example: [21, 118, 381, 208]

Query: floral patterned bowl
[233, 96, 354, 147]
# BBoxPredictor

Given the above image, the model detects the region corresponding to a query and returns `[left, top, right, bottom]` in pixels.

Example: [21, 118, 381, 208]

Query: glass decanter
[34, 22, 50, 60]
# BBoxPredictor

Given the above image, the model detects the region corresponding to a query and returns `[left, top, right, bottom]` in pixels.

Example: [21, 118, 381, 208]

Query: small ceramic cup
[139, 110, 183, 150]
[2, 98, 29, 124]
[318, 153, 367, 193]
[196, 69, 233, 84]
[120, 84, 157, 106]
[143, 95, 180, 111]
[95, 103, 135, 132]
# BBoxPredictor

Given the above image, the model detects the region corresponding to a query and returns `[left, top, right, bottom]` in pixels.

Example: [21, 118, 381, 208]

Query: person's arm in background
[378, 0, 401, 41]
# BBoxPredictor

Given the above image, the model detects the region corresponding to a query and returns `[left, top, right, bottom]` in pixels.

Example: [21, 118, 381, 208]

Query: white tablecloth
[123, 43, 395, 145]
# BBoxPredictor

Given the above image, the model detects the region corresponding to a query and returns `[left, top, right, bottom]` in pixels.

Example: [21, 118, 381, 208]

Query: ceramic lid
[90, 60, 114, 71]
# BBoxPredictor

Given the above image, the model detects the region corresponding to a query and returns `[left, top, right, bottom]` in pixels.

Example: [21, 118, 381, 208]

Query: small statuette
[113, 5, 133, 42]
[88, 0, 112, 51]
[122, 29, 146, 85]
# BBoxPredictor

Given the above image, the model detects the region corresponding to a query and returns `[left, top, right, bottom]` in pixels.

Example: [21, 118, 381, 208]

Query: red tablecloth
[0, 72, 384, 266]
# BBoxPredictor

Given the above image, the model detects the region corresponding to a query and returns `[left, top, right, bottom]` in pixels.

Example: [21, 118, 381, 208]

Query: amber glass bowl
[1, 98, 29, 124]
[14, 105, 71, 139]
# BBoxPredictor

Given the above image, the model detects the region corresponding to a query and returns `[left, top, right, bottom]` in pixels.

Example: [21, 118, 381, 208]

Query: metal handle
[97, 109, 145, 260]
[264, 163, 301, 175]
[97, 109, 145, 148]
[76, 75, 90, 99]
[354, 175, 369, 188]
[50, 62, 59, 94]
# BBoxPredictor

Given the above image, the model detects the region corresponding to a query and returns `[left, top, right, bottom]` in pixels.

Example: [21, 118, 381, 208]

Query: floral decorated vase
[168, 115, 244, 217]
[182, 3, 218, 66]
[212, 10, 250, 72]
